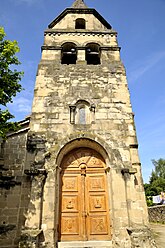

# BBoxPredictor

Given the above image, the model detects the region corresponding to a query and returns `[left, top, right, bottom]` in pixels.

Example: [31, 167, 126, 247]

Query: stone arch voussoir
[55, 132, 116, 169]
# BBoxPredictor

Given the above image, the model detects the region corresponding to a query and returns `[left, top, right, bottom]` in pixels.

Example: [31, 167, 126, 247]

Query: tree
[0, 27, 23, 138]
[150, 159, 165, 182]
[144, 158, 165, 206]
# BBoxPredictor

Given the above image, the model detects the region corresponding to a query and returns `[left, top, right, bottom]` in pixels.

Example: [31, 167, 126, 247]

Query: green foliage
[150, 159, 165, 181]
[0, 27, 23, 138]
[144, 158, 165, 206]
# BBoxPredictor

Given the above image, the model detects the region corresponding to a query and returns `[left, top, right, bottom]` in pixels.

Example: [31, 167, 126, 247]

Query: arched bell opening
[61, 42, 77, 64]
[75, 18, 86, 29]
[85, 43, 101, 65]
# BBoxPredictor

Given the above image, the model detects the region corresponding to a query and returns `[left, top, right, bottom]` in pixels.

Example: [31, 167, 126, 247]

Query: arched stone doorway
[58, 147, 111, 242]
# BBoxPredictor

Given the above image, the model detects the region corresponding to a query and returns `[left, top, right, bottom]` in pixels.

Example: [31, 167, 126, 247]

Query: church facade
[0, 1, 156, 247]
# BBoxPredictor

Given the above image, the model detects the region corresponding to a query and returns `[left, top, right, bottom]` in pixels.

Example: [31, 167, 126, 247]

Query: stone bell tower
[23, 0, 154, 247]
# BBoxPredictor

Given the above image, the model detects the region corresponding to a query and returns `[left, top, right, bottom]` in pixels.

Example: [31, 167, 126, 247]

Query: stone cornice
[41, 45, 121, 51]
[44, 29, 117, 36]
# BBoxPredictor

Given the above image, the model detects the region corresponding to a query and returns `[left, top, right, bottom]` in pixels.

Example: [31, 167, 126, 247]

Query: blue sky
[0, 0, 165, 182]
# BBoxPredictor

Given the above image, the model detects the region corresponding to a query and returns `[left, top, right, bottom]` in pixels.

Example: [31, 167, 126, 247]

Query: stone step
[58, 241, 112, 248]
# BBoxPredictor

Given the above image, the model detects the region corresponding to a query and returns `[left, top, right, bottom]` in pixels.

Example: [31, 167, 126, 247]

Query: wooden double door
[59, 148, 111, 241]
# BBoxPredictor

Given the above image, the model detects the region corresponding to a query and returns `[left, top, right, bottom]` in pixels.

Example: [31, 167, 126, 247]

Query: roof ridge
[71, 0, 88, 9]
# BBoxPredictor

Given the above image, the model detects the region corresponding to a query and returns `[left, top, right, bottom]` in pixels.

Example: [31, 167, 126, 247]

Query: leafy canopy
[0, 27, 23, 138]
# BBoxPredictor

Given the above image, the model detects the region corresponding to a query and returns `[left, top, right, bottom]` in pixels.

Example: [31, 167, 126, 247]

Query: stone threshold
[58, 240, 112, 248]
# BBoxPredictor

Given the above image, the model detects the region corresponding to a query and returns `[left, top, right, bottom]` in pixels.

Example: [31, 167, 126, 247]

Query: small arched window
[69, 100, 95, 125]
[61, 42, 77, 64]
[79, 106, 86, 124]
[86, 43, 101, 65]
[75, 18, 86, 29]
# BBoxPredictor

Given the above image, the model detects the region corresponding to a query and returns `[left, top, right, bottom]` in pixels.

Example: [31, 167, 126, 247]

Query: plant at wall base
[0, 27, 23, 138]
[144, 158, 165, 206]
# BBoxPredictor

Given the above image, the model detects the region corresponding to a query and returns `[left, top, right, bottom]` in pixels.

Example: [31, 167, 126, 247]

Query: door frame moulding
[56, 137, 112, 168]
[59, 147, 111, 241]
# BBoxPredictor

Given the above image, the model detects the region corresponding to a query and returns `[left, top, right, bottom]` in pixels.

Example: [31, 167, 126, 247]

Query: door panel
[89, 194, 106, 212]
[59, 148, 111, 241]
[86, 174, 110, 240]
[62, 176, 78, 191]
[60, 174, 82, 240]
[89, 215, 109, 235]
[61, 216, 79, 235]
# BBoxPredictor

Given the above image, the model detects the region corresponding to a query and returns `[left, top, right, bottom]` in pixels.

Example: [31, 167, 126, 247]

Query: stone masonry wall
[0, 4, 153, 247]
[19, 6, 150, 247]
[27, 59, 148, 246]
[0, 130, 30, 248]
[148, 205, 165, 223]
[31, 61, 139, 176]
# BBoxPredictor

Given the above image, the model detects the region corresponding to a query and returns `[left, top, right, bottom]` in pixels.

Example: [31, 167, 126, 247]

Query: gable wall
[52, 13, 108, 30]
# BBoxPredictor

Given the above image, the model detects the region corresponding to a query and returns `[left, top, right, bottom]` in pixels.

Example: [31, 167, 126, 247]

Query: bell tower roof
[48, 1, 112, 29]
[71, 0, 88, 9]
